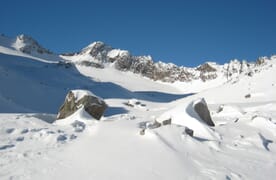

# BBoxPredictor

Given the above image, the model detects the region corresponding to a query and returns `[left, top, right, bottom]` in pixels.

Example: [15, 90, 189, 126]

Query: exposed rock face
[15, 34, 52, 55]
[77, 61, 104, 68]
[80, 41, 112, 62]
[57, 90, 107, 120]
[193, 98, 215, 126]
[245, 94, 251, 98]
[162, 118, 172, 126]
[184, 127, 194, 137]
[197, 63, 218, 82]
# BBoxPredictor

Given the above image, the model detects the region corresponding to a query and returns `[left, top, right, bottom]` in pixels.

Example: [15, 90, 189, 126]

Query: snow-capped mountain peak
[12, 34, 52, 55]
[80, 41, 110, 54]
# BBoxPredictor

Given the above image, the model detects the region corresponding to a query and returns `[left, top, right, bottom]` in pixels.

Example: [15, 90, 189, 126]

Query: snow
[107, 49, 129, 58]
[75, 64, 183, 93]
[156, 98, 217, 140]
[0, 34, 63, 63]
[71, 89, 96, 102]
[55, 107, 96, 125]
[61, 52, 98, 63]
[1, 35, 276, 180]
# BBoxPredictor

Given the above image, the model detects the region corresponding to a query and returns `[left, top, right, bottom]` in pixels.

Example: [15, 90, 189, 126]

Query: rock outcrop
[193, 98, 215, 126]
[57, 90, 107, 120]
[15, 34, 52, 55]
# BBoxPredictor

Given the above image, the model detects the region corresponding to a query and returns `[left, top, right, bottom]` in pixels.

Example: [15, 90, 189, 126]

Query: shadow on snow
[0, 53, 193, 114]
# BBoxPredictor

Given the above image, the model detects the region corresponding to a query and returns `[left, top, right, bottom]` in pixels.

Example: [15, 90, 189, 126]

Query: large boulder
[193, 98, 215, 126]
[57, 90, 107, 120]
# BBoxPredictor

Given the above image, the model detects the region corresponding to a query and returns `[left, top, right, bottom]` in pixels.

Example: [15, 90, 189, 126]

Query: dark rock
[21, 129, 29, 134]
[245, 94, 251, 98]
[148, 120, 162, 129]
[57, 134, 67, 142]
[247, 71, 254, 77]
[123, 102, 134, 107]
[193, 98, 215, 126]
[196, 63, 217, 72]
[6, 128, 15, 134]
[57, 90, 107, 120]
[184, 127, 194, 137]
[70, 134, 77, 140]
[217, 105, 224, 113]
[78, 61, 104, 68]
[200, 73, 218, 82]
[251, 115, 258, 120]
[124, 99, 146, 108]
[114, 54, 133, 70]
[140, 128, 146, 136]
[162, 118, 172, 126]
[0, 144, 15, 150]
[135, 101, 141, 105]
[16, 137, 24, 142]
[197, 63, 218, 82]
[57, 61, 73, 68]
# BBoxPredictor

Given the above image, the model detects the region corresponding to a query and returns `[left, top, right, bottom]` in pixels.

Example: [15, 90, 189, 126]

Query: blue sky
[1, 0, 276, 67]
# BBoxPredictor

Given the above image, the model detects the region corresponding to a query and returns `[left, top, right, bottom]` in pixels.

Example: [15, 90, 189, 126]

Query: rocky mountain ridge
[1, 34, 274, 83]
[62, 39, 275, 83]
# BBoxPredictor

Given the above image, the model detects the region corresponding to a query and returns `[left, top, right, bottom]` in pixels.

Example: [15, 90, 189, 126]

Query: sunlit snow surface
[1, 35, 276, 180]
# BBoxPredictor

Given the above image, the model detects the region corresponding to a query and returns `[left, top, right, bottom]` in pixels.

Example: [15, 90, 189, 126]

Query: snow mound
[250, 115, 276, 131]
[215, 105, 244, 117]
[157, 98, 218, 140]
[55, 107, 95, 126]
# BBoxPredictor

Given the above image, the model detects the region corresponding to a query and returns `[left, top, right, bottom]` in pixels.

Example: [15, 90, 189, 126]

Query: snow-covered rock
[156, 99, 217, 140]
[57, 90, 107, 120]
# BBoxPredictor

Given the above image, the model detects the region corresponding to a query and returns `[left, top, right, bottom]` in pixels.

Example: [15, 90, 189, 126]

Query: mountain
[0, 34, 276, 180]
[0, 34, 51, 55]
[1, 34, 273, 84]
[62, 39, 274, 83]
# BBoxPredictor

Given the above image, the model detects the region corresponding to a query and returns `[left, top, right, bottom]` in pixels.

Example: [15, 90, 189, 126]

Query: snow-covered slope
[0, 34, 63, 62]
[0, 34, 276, 180]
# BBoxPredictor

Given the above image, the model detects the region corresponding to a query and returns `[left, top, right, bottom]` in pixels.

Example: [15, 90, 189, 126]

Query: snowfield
[0, 34, 276, 180]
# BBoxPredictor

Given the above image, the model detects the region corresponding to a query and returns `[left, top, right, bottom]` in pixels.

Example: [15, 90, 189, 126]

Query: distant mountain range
[1, 34, 275, 83]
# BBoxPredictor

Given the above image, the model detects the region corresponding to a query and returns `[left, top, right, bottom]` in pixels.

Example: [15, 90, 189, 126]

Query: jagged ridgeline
[4, 34, 274, 83]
